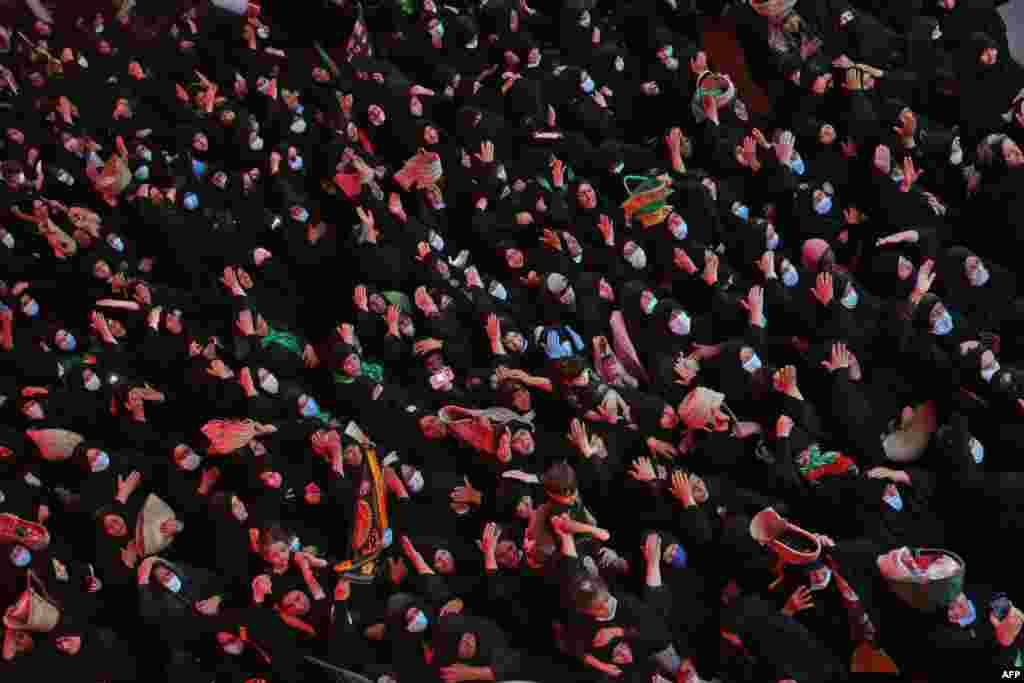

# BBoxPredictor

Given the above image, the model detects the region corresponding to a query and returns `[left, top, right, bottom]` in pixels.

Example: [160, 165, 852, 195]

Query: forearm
[0, 320, 12, 351]
[645, 557, 662, 588]
[521, 373, 552, 392]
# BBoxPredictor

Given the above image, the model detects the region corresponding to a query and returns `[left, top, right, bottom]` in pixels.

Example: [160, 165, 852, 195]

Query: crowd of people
[0, 0, 1023, 680]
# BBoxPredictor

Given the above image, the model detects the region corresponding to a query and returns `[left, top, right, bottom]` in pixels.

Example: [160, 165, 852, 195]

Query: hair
[543, 461, 577, 498]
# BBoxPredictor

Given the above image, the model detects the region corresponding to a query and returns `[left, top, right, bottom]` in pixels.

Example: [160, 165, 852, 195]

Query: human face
[6, 128, 24, 145]
[56, 635, 82, 655]
[495, 539, 522, 569]
[611, 641, 633, 665]
[812, 73, 832, 94]
[512, 388, 531, 413]
[689, 473, 708, 503]
[217, 632, 243, 654]
[419, 415, 448, 439]
[964, 255, 983, 281]
[947, 592, 972, 623]
[423, 126, 439, 146]
[165, 312, 183, 335]
[563, 232, 582, 260]
[262, 541, 291, 571]
[505, 248, 525, 269]
[367, 105, 386, 126]
[23, 400, 44, 421]
[503, 331, 526, 353]
[588, 591, 616, 619]
[690, 50, 708, 75]
[192, 133, 208, 152]
[1002, 138, 1024, 168]
[598, 278, 614, 302]
[640, 290, 657, 313]
[344, 444, 364, 467]
[55, 329, 75, 352]
[457, 632, 477, 659]
[104, 514, 128, 537]
[434, 549, 455, 575]
[659, 405, 678, 430]
[511, 429, 535, 455]
[576, 183, 597, 209]
[897, 255, 914, 280]
[515, 495, 533, 520]
[929, 302, 948, 327]
[342, 353, 362, 377]
[281, 590, 311, 616]
[981, 47, 998, 65]
[409, 96, 423, 117]
[819, 124, 836, 145]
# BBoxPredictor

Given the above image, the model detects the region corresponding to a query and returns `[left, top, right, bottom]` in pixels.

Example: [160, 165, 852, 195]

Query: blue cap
[183, 192, 199, 210]
[191, 158, 207, 178]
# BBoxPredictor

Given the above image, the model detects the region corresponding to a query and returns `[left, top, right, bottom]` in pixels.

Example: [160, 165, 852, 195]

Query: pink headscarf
[801, 238, 831, 272]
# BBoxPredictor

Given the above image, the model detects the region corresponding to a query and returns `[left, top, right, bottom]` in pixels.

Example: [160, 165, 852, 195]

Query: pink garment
[802, 238, 831, 272]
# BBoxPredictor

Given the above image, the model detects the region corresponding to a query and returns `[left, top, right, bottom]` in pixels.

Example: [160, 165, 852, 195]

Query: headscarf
[801, 237, 832, 272]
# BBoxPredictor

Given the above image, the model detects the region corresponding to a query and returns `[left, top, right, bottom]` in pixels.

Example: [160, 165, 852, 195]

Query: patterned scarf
[334, 446, 389, 583]
[797, 444, 859, 484]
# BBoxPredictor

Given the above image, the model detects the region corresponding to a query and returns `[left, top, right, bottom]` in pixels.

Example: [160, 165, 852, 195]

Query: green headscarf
[333, 362, 384, 385]
[260, 324, 304, 356]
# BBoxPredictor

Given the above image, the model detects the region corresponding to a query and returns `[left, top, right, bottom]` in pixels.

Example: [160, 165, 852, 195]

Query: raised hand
[353, 285, 369, 311]
[116, 471, 142, 503]
[757, 251, 776, 279]
[477, 522, 500, 556]
[670, 470, 695, 505]
[873, 145, 891, 175]
[551, 157, 565, 188]
[820, 342, 851, 372]
[597, 214, 615, 247]
[776, 414, 794, 438]
[812, 272, 834, 306]
[740, 285, 765, 324]
[702, 251, 719, 286]
[774, 130, 795, 166]
[485, 313, 501, 342]
[674, 247, 698, 274]
[629, 457, 657, 482]
[541, 228, 563, 251]
[450, 477, 482, 506]
[782, 585, 815, 616]
[569, 418, 592, 457]
[899, 156, 923, 193]
[474, 141, 495, 164]
[643, 531, 662, 564]
[914, 259, 936, 297]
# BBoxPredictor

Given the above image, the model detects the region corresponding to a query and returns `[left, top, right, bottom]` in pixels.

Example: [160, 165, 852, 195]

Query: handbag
[3, 570, 60, 633]
[620, 175, 674, 228]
